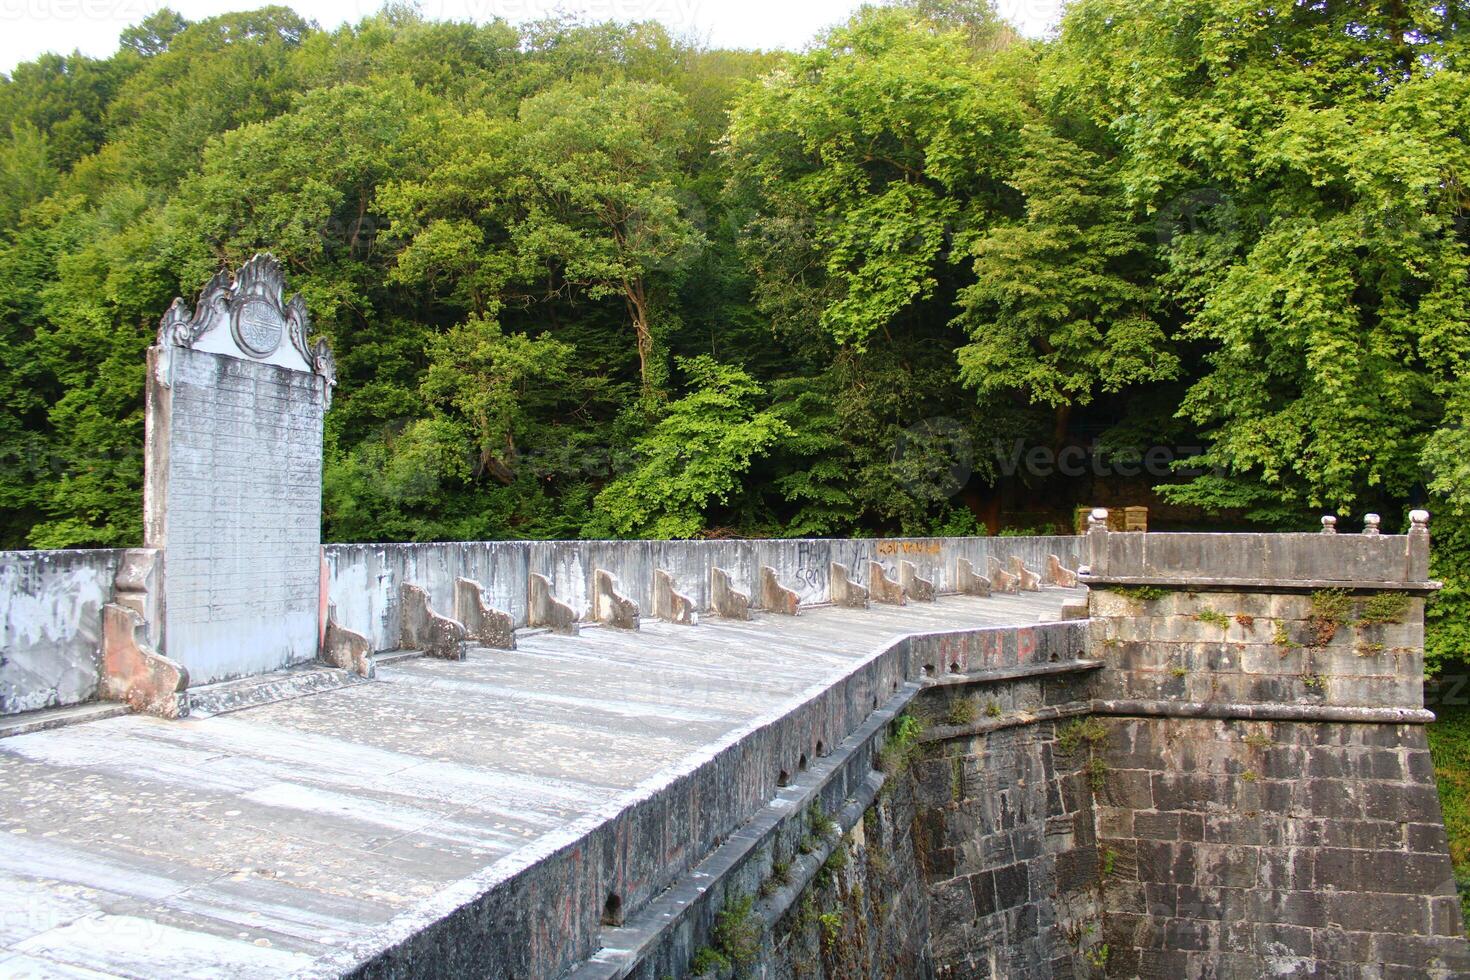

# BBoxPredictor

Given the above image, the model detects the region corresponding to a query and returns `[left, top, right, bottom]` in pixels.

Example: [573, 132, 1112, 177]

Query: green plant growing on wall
[817, 910, 843, 953]
[1057, 718, 1108, 753]
[1101, 847, 1117, 876]
[1195, 607, 1230, 629]
[1241, 769, 1258, 783]
[1307, 588, 1351, 645]
[985, 701, 1002, 718]
[876, 712, 925, 780]
[1088, 757, 1108, 792]
[690, 946, 729, 976]
[1111, 585, 1169, 602]
[944, 698, 977, 726]
[950, 757, 965, 801]
[1169, 662, 1188, 678]
[1272, 621, 1298, 655]
[710, 893, 760, 972]
[1356, 641, 1387, 657]
[1244, 732, 1272, 750]
[808, 801, 836, 838]
[1302, 673, 1327, 693]
[1086, 943, 1110, 968]
[1359, 592, 1410, 625]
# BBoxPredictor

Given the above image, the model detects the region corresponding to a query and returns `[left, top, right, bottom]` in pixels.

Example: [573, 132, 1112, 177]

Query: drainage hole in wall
[602, 893, 623, 927]
[799, 754, 808, 771]
[778, 769, 791, 788]
[949, 661, 961, 673]
[816, 740, 825, 756]
[922, 664, 935, 676]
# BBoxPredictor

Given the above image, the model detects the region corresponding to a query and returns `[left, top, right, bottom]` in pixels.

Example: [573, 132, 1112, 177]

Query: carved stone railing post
[829, 562, 869, 608]
[955, 558, 991, 597]
[652, 569, 694, 625]
[760, 566, 800, 615]
[898, 560, 935, 602]
[987, 556, 1017, 594]
[400, 584, 467, 660]
[321, 602, 373, 677]
[455, 577, 516, 649]
[867, 561, 906, 605]
[710, 567, 751, 619]
[528, 573, 579, 634]
[1008, 556, 1041, 592]
[100, 548, 188, 718]
[1045, 554, 1079, 588]
[593, 570, 640, 630]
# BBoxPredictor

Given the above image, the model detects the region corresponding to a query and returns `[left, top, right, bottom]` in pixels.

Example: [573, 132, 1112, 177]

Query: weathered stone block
[867, 561, 906, 605]
[708, 566, 750, 620]
[320, 602, 373, 677]
[100, 602, 188, 718]
[650, 569, 693, 625]
[955, 557, 991, 597]
[899, 560, 936, 602]
[454, 577, 516, 649]
[528, 572, 578, 633]
[758, 565, 799, 615]
[400, 584, 467, 659]
[592, 569, 640, 629]
[828, 561, 869, 608]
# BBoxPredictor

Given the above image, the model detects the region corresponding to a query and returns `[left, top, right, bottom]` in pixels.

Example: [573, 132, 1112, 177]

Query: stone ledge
[1081, 575, 1441, 595]
[185, 662, 371, 718]
[920, 658, 1104, 689]
[0, 701, 131, 739]
[919, 699, 1094, 743]
[1090, 698, 1437, 726]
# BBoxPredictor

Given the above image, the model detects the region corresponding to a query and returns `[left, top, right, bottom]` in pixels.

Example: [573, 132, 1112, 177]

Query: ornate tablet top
[155, 254, 335, 401]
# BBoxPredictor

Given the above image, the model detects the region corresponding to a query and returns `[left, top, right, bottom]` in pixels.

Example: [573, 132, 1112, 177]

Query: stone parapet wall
[0, 548, 127, 714]
[325, 535, 1084, 654]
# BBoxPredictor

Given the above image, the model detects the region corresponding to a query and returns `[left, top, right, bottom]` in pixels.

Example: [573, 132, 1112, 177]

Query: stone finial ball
[1320, 516, 1337, 534]
[1089, 507, 1109, 524]
[1362, 513, 1381, 535]
[1410, 509, 1431, 531]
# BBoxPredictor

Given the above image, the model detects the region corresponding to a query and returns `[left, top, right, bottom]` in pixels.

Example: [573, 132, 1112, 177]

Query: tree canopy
[0, 0, 1466, 666]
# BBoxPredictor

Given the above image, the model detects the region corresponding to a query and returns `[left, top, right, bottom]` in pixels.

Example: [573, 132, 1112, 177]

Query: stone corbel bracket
[321, 602, 374, 677]
[868, 561, 906, 605]
[529, 573, 580, 634]
[710, 567, 751, 620]
[899, 560, 936, 602]
[1008, 556, 1042, 592]
[593, 569, 641, 630]
[101, 604, 189, 719]
[101, 548, 188, 718]
[455, 578, 516, 649]
[987, 556, 1018, 594]
[400, 584, 468, 660]
[1045, 554, 1079, 588]
[955, 558, 991, 597]
[829, 562, 869, 608]
[652, 569, 694, 625]
[760, 566, 800, 615]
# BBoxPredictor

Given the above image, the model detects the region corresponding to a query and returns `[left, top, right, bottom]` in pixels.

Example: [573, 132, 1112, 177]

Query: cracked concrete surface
[0, 589, 1079, 978]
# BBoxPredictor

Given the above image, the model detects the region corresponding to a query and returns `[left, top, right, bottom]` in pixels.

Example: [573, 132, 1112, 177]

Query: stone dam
[1, 257, 1467, 978]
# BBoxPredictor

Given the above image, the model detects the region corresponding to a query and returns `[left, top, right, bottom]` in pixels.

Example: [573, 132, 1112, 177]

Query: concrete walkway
[0, 590, 1079, 978]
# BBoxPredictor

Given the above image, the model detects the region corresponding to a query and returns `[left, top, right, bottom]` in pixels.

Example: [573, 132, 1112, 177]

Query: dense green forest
[0, 0, 1467, 666]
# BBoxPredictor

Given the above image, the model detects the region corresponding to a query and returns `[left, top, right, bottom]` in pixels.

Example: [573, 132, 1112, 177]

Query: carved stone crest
[154, 253, 333, 386]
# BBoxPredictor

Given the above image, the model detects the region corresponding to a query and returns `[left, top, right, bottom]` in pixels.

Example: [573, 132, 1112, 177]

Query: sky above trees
[0, 0, 1069, 72]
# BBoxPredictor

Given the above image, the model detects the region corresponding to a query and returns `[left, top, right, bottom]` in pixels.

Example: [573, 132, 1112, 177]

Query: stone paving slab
[0, 589, 1078, 978]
